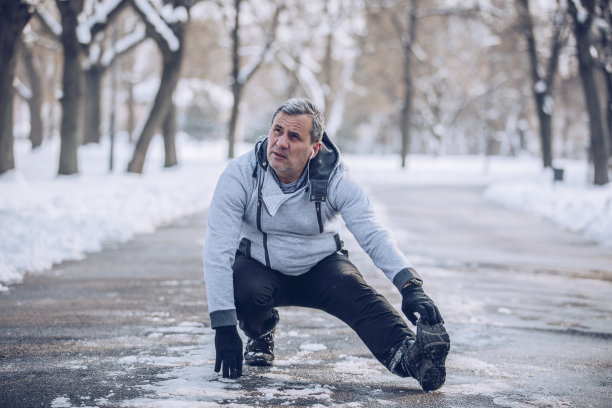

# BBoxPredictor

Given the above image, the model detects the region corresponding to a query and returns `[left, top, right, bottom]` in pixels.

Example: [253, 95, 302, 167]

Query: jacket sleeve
[202, 160, 250, 328]
[329, 166, 420, 291]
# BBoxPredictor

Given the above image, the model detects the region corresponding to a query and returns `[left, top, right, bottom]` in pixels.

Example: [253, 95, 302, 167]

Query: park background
[1, 1, 612, 407]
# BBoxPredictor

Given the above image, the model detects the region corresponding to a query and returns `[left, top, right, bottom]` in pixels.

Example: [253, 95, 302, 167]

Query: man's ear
[311, 142, 323, 158]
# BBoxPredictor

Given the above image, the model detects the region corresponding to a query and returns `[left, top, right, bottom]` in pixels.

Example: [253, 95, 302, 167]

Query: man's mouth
[271, 151, 287, 160]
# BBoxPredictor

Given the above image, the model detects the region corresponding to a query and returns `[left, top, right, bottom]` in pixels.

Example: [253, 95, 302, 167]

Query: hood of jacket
[253, 132, 341, 202]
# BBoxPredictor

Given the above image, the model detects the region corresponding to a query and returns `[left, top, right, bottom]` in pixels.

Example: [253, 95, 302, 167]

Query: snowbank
[0, 134, 238, 291]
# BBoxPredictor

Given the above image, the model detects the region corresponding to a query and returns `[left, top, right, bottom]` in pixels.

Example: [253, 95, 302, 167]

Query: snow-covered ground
[1, 135, 611, 291]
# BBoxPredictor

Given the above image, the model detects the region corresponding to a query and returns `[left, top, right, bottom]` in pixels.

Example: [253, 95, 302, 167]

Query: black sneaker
[409, 320, 450, 391]
[244, 327, 276, 366]
[387, 320, 450, 391]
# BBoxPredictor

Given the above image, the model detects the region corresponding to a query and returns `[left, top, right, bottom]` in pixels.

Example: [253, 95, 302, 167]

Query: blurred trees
[1, 0, 610, 184]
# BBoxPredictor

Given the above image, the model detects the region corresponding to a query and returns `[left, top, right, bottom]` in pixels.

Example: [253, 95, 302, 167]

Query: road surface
[1, 183, 611, 407]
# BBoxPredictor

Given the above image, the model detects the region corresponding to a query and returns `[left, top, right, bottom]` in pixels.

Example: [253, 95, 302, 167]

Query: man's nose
[277, 132, 289, 148]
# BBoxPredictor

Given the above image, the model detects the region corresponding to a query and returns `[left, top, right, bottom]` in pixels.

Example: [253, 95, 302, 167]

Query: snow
[534, 80, 546, 94]
[0, 134, 236, 291]
[571, 0, 589, 24]
[542, 94, 554, 115]
[1, 137, 611, 293]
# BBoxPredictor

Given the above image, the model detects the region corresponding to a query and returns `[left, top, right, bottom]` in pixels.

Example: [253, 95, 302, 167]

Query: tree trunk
[20, 39, 43, 149]
[127, 79, 135, 143]
[227, 0, 242, 159]
[57, 0, 84, 175]
[605, 71, 612, 158]
[83, 65, 104, 144]
[227, 82, 242, 160]
[537, 108, 552, 167]
[127, 54, 182, 173]
[400, 0, 418, 168]
[599, 0, 612, 157]
[0, 0, 32, 174]
[322, 8, 333, 114]
[163, 102, 177, 168]
[515, 0, 566, 168]
[569, 0, 609, 185]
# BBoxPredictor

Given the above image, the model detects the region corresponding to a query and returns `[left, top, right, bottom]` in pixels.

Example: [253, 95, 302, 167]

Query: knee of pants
[234, 279, 276, 313]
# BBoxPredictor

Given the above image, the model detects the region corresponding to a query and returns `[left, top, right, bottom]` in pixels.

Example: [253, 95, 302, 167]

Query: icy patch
[492, 395, 573, 408]
[330, 356, 399, 385]
[300, 343, 327, 352]
[50, 396, 71, 408]
[117, 341, 247, 406]
[256, 384, 332, 401]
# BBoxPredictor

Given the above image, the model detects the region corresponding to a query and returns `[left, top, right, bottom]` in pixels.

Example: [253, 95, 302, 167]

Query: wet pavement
[1, 183, 611, 407]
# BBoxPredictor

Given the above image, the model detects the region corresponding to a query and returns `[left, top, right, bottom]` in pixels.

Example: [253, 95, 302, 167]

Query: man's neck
[271, 167, 308, 194]
[272, 168, 303, 184]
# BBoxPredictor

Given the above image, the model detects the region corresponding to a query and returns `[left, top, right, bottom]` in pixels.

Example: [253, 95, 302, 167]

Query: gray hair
[271, 98, 325, 144]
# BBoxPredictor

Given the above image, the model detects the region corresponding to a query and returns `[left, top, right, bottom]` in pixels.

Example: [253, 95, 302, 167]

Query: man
[202, 98, 450, 391]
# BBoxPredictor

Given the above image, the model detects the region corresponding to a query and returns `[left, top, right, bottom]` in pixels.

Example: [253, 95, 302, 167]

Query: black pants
[232, 250, 415, 366]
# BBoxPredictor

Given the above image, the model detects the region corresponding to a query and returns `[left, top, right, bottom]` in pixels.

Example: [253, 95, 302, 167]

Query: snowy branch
[13, 77, 32, 101]
[275, 50, 326, 111]
[77, 0, 128, 44]
[131, 0, 182, 52]
[34, 6, 62, 38]
[237, 3, 283, 85]
[100, 26, 146, 67]
[416, 6, 480, 19]
[570, 0, 589, 25]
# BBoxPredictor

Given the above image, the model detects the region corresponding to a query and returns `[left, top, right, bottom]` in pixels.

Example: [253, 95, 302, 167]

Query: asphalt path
[1, 183, 611, 407]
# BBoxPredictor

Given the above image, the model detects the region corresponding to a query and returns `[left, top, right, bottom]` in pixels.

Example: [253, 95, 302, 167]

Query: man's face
[266, 112, 321, 184]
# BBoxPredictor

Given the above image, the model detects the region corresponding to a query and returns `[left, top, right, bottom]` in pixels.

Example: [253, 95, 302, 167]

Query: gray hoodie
[202, 133, 419, 328]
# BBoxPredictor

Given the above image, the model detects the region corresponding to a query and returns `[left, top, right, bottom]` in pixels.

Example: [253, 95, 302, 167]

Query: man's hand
[214, 325, 243, 379]
[401, 284, 444, 325]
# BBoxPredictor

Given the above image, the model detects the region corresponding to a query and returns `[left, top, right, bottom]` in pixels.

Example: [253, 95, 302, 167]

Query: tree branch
[239, 3, 283, 84]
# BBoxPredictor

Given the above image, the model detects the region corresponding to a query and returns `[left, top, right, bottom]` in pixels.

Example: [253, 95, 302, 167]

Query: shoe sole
[244, 352, 274, 366]
[416, 322, 450, 391]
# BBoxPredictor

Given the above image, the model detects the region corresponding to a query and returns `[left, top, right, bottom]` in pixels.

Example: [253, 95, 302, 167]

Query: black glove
[401, 284, 444, 325]
[214, 325, 243, 379]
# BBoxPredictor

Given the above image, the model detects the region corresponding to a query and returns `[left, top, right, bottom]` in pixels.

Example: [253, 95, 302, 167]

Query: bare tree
[273, 1, 362, 137]
[376, 1, 480, 166]
[82, 26, 145, 144]
[36, 0, 128, 174]
[226, 0, 282, 159]
[55, 0, 85, 174]
[127, 0, 194, 173]
[18, 37, 44, 149]
[0, 0, 33, 175]
[568, 0, 609, 185]
[515, 0, 567, 168]
[380, 0, 419, 168]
